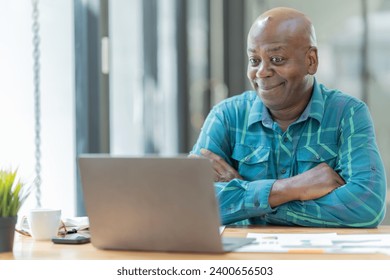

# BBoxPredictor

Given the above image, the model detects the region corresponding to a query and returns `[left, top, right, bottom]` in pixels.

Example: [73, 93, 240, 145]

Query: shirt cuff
[244, 179, 276, 216]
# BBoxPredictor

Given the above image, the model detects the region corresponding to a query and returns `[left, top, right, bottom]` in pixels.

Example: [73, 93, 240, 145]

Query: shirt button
[316, 155, 320, 160]
[280, 168, 286, 174]
[283, 137, 288, 142]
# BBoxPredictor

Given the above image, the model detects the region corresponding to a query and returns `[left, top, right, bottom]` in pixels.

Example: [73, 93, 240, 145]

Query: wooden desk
[1, 225, 390, 260]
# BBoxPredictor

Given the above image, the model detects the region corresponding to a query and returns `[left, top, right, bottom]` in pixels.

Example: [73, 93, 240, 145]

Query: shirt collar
[247, 78, 324, 128]
[304, 78, 324, 124]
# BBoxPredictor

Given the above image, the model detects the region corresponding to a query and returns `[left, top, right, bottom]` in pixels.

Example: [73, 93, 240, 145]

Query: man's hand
[269, 163, 345, 207]
[190, 149, 242, 182]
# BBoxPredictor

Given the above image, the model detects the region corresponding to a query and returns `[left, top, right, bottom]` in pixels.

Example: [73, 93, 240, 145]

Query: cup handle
[18, 216, 29, 231]
[15, 216, 32, 237]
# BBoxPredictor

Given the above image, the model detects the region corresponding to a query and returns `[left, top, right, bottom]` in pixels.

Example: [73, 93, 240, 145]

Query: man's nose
[256, 61, 273, 78]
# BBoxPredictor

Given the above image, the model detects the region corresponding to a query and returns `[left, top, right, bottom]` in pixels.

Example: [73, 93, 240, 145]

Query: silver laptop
[78, 155, 255, 253]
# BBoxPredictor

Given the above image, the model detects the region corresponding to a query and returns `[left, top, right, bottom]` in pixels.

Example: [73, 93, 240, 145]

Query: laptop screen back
[79, 155, 225, 253]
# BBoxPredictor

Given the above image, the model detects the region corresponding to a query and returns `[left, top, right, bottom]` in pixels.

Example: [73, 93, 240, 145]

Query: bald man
[190, 7, 387, 227]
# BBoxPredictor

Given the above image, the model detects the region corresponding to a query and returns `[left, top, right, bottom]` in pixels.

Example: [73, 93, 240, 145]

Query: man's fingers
[201, 149, 228, 174]
[200, 148, 242, 181]
[336, 175, 346, 187]
[200, 148, 218, 159]
[188, 153, 200, 158]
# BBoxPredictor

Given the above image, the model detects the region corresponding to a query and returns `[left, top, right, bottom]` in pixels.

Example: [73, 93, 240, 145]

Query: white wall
[0, 0, 75, 218]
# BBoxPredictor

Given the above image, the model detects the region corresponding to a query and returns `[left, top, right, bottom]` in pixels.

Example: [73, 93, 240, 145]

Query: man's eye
[271, 57, 284, 64]
[249, 58, 260, 66]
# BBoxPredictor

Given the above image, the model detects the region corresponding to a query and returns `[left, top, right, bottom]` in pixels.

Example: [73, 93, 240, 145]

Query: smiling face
[247, 8, 318, 113]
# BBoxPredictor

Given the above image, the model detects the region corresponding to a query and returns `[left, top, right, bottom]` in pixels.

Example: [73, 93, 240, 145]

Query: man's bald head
[246, 7, 319, 115]
[249, 7, 317, 47]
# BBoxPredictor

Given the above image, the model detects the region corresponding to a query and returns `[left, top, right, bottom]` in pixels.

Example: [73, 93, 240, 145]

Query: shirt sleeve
[265, 102, 387, 227]
[214, 179, 276, 225]
[190, 106, 234, 165]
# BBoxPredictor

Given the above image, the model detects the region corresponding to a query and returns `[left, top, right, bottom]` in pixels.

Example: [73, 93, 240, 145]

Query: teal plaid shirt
[191, 79, 387, 227]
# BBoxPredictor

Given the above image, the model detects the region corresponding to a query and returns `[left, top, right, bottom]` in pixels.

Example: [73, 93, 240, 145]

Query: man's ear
[306, 47, 318, 75]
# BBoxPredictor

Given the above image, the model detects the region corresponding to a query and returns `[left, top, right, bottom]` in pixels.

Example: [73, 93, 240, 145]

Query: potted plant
[0, 169, 31, 253]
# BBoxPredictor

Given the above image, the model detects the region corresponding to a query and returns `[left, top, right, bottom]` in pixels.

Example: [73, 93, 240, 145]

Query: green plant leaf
[0, 169, 30, 217]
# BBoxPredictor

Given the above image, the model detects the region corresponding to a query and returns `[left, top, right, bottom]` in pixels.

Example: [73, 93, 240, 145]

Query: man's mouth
[258, 82, 284, 91]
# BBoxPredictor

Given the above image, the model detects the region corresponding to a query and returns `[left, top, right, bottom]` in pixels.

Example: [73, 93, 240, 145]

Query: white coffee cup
[28, 209, 61, 240]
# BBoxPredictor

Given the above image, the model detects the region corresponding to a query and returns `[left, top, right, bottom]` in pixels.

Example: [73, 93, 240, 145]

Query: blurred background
[0, 0, 389, 223]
